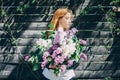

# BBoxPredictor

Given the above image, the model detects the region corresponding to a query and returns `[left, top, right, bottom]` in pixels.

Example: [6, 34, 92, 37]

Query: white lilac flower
[36, 39, 52, 50]
[54, 31, 67, 45]
[61, 45, 72, 58]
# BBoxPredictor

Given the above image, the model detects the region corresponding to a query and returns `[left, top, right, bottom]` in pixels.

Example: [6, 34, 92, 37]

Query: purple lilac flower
[80, 52, 87, 61]
[52, 48, 62, 58]
[66, 30, 73, 36]
[71, 28, 78, 34]
[61, 65, 67, 72]
[52, 52, 57, 58]
[70, 30, 74, 36]
[67, 60, 73, 67]
[54, 47, 62, 55]
[48, 47, 53, 53]
[66, 28, 78, 38]
[54, 56, 64, 65]
[80, 39, 87, 45]
[54, 57, 60, 65]
[52, 44, 59, 50]
[24, 55, 30, 61]
[41, 60, 48, 69]
[59, 56, 65, 63]
[42, 52, 50, 60]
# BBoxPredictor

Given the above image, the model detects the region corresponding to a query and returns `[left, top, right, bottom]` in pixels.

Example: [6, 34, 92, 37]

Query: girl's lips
[68, 23, 72, 26]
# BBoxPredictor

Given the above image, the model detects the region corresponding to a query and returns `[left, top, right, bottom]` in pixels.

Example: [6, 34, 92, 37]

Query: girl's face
[59, 13, 72, 30]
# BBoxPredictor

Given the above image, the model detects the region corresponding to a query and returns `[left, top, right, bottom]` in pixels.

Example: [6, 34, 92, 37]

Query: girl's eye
[65, 17, 68, 19]
[65, 17, 70, 20]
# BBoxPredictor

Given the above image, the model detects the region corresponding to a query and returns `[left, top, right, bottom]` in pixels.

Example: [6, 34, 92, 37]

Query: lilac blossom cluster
[25, 28, 87, 75]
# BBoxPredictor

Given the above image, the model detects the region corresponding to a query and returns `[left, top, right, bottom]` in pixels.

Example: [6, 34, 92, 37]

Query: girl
[42, 8, 76, 80]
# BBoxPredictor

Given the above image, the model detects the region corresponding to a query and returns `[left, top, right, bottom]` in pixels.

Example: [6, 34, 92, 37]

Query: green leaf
[41, 31, 48, 39]
[35, 56, 39, 63]
[110, 1, 114, 5]
[32, 0, 36, 3]
[30, 51, 35, 56]
[87, 6, 93, 10]
[107, 18, 113, 22]
[54, 68, 61, 75]
[72, 37, 78, 43]
[80, 10, 87, 16]
[105, 77, 112, 80]
[36, 45, 41, 49]
[110, 0, 119, 5]
[79, 46, 83, 52]
[1, 9, 6, 16]
[48, 34, 54, 39]
[28, 56, 34, 63]
[48, 23, 54, 29]
[33, 63, 40, 71]
[48, 31, 55, 36]
[98, 4, 102, 9]
[17, 7, 23, 13]
[41, 31, 45, 36]
[24, 3, 29, 9]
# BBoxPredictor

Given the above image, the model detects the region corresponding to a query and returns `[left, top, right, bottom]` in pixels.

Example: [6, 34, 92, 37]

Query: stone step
[0, 46, 120, 62]
[82, 0, 112, 6]
[2, 0, 112, 7]
[12, 14, 108, 22]
[0, 30, 113, 38]
[0, 52, 120, 64]
[0, 61, 120, 70]
[76, 61, 120, 70]
[0, 45, 120, 55]
[77, 30, 112, 38]
[1, 5, 113, 8]
[2, 13, 108, 16]
[0, 66, 119, 80]
[1, 5, 112, 15]
[0, 22, 112, 31]
[76, 22, 112, 31]
[75, 70, 120, 79]
[0, 38, 113, 46]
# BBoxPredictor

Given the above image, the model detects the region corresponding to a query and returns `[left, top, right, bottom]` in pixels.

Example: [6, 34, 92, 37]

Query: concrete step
[0, 62, 120, 70]
[0, 50, 119, 62]
[0, 30, 113, 38]
[2, 0, 112, 7]
[75, 70, 120, 79]
[1, 5, 112, 15]
[0, 63, 120, 80]
[12, 14, 108, 22]
[0, 45, 113, 53]
[1, 45, 119, 55]
[0, 22, 112, 31]
[0, 38, 113, 46]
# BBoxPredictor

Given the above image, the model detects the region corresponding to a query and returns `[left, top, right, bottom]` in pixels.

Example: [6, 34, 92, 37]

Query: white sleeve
[42, 68, 75, 80]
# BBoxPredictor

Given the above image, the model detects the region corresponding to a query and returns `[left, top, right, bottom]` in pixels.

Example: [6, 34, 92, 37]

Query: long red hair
[50, 8, 73, 31]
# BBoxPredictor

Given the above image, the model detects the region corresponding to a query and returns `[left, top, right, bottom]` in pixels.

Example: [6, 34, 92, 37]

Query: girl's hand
[49, 65, 56, 69]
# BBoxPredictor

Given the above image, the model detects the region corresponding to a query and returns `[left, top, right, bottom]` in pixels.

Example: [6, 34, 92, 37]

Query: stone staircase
[0, 0, 120, 80]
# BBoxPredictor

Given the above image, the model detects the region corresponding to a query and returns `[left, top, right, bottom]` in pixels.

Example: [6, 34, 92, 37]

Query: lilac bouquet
[25, 27, 87, 76]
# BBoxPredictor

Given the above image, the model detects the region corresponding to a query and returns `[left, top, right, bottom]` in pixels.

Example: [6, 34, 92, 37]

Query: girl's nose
[69, 19, 72, 23]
